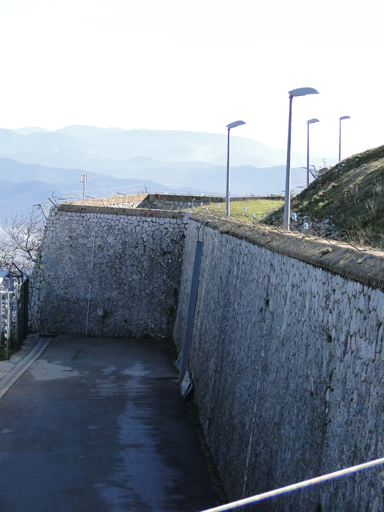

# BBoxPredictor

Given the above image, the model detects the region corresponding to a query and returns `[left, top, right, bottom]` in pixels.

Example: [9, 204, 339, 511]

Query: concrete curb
[0, 337, 52, 400]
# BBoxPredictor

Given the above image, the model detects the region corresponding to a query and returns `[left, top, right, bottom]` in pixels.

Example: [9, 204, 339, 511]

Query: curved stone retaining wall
[30, 195, 384, 510]
[174, 214, 384, 512]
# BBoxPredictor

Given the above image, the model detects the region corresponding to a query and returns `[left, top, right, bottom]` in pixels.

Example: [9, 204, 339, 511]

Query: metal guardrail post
[6, 290, 11, 360]
[0, 293, 3, 346]
[179, 240, 203, 383]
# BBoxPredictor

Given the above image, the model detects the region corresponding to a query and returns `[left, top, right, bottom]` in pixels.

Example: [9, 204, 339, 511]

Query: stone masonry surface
[29, 194, 384, 511]
[144, 195, 278, 211]
[70, 193, 149, 209]
[174, 214, 384, 512]
[30, 205, 188, 338]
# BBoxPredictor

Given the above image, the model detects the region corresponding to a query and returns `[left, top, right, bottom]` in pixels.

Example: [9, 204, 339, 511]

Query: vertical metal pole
[6, 291, 11, 360]
[14, 283, 19, 346]
[339, 118, 342, 162]
[284, 94, 293, 230]
[81, 174, 87, 204]
[226, 128, 230, 217]
[306, 121, 310, 188]
[8, 276, 13, 358]
[0, 293, 3, 346]
[179, 241, 204, 382]
[85, 228, 96, 336]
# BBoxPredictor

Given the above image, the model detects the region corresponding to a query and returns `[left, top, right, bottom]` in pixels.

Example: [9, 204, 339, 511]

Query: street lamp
[226, 120, 246, 217]
[339, 116, 351, 162]
[307, 118, 319, 188]
[284, 87, 319, 230]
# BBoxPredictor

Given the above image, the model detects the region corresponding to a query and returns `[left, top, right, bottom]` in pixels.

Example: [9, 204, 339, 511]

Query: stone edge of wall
[58, 204, 187, 219]
[189, 212, 384, 292]
[145, 194, 283, 203]
[70, 193, 148, 207]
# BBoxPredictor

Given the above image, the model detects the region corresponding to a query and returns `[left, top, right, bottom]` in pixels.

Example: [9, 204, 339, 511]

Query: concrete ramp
[0, 334, 221, 512]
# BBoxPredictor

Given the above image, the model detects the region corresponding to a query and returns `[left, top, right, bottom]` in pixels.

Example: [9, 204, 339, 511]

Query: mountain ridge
[0, 125, 332, 168]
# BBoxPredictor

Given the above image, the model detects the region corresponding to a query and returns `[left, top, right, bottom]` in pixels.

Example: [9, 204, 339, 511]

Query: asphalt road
[0, 334, 221, 512]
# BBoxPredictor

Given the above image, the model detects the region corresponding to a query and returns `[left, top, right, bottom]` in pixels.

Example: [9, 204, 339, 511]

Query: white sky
[0, 0, 383, 163]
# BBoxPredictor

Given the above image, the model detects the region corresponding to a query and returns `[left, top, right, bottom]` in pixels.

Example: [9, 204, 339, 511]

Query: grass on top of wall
[184, 199, 284, 225]
[263, 144, 384, 249]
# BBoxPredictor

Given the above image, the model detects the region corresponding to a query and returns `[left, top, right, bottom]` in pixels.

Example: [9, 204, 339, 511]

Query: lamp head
[289, 87, 319, 97]
[226, 120, 246, 130]
[340, 116, 351, 121]
[307, 118, 320, 124]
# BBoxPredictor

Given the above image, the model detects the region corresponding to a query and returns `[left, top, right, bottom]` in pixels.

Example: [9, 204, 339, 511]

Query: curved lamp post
[307, 118, 319, 188]
[226, 120, 246, 217]
[339, 115, 351, 162]
[284, 87, 319, 230]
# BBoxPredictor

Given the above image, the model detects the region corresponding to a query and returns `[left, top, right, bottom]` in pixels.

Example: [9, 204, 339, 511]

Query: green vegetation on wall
[265, 144, 384, 248]
[184, 199, 284, 225]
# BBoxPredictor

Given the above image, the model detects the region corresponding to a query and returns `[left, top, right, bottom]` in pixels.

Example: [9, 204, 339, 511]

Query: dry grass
[264, 144, 384, 249]
[184, 199, 284, 225]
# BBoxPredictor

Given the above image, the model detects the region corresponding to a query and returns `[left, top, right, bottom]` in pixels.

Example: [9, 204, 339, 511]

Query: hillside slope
[265, 144, 384, 245]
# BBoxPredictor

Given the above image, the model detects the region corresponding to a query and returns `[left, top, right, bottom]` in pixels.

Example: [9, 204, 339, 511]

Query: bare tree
[0, 209, 45, 274]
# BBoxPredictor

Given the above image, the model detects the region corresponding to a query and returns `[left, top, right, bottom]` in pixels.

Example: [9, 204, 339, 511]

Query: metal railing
[0, 272, 29, 360]
[199, 457, 384, 511]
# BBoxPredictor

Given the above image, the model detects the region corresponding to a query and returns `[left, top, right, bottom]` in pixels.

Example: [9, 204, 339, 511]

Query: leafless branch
[0, 210, 45, 273]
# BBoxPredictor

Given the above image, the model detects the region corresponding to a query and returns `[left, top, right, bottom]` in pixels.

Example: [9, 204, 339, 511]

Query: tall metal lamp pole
[339, 116, 351, 162]
[226, 120, 246, 217]
[307, 119, 319, 188]
[284, 87, 319, 230]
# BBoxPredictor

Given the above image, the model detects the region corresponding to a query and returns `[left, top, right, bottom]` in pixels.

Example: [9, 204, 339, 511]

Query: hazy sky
[1, 0, 383, 164]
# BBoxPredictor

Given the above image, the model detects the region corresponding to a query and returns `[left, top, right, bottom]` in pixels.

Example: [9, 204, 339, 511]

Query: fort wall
[29, 204, 188, 338]
[29, 194, 384, 511]
[174, 214, 384, 512]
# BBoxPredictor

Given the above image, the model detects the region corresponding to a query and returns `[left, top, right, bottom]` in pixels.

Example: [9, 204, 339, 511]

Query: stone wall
[174, 214, 384, 512]
[29, 194, 384, 510]
[146, 194, 279, 210]
[30, 205, 188, 338]
[70, 193, 149, 209]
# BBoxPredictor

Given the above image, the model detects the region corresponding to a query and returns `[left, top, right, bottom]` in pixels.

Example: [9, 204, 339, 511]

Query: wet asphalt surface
[0, 334, 220, 512]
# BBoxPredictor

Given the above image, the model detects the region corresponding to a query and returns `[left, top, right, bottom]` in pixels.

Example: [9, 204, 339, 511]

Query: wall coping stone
[70, 193, 148, 206]
[189, 212, 384, 292]
[58, 204, 186, 219]
[146, 194, 283, 203]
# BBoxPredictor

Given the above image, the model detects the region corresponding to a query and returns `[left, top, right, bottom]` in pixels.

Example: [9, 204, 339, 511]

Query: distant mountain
[144, 164, 307, 196]
[0, 180, 60, 220]
[13, 127, 50, 135]
[0, 157, 308, 195]
[0, 158, 207, 220]
[0, 126, 332, 171]
[55, 125, 126, 137]
[0, 128, 23, 150]
[50, 126, 292, 166]
[0, 157, 308, 220]
[0, 126, 321, 220]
